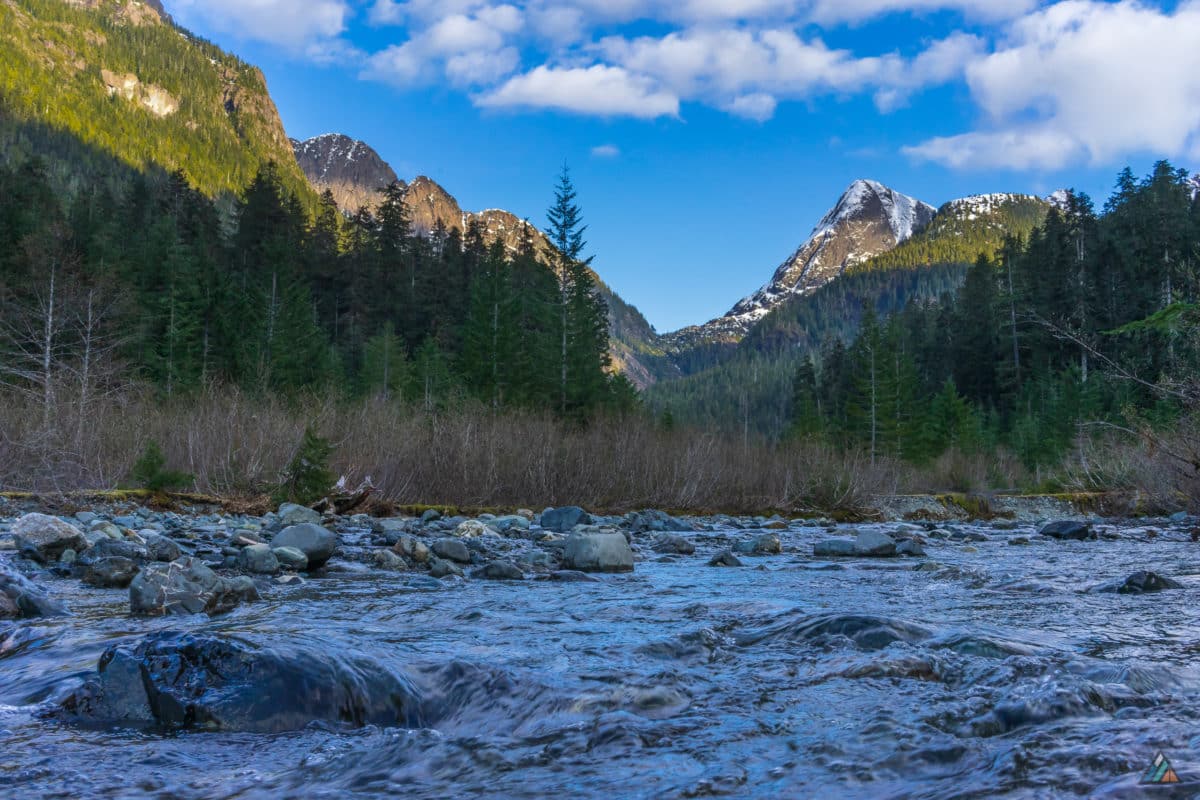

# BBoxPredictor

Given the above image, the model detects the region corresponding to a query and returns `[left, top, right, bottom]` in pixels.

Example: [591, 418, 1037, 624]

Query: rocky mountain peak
[292, 134, 399, 213]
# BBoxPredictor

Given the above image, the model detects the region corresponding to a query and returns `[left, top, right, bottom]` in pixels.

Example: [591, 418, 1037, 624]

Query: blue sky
[166, 0, 1200, 333]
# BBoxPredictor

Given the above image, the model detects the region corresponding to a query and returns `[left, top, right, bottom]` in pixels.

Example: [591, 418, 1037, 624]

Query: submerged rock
[1094, 571, 1184, 594]
[708, 550, 744, 567]
[1040, 520, 1093, 541]
[562, 532, 634, 573]
[813, 539, 856, 557]
[129, 557, 258, 616]
[58, 632, 423, 732]
[0, 564, 67, 618]
[734, 533, 782, 555]
[471, 561, 524, 580]
[271, 524, 337, 568]
[13, 514, 87, 564]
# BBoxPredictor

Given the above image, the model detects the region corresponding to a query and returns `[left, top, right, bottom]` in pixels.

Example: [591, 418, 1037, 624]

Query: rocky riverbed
[1, 497, 1199, 798]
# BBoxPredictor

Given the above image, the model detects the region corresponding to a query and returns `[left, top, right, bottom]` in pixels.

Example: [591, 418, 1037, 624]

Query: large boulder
[709, 550, 744, 567]
[540, 506, 592, 533]
[271, 524, 338, 568]
[734, 533, 782, 555]
[13, 514, 87, 564]
[432, 538, 471, 564]
[238, 544, 280, 575]
[562, 532, 634, 573]
[78, 539, 151, 567]
[1040, 520, 1093, 541]
[454, 520, 497, 539]
[625, 510, 691, 534]
[273, 546, 308, 571]
[1094, 571, 1184, 594]
[138, 532, 182, 563]
[58, 632, 422, 732]
[853, 530, 897, 557]
[277, 503, 321, 527]
[471, 561, 524, 580]
[813, 539, 856, 557]
[129, 557, 258, 616]
[652, 534, 696, 555]
[0, 564, 68, 618]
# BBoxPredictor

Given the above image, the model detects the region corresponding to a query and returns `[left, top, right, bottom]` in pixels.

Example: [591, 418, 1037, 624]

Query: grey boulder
[471, 561, 524, 580]
[273, 546, 309, 571]
[708, 550, 744, 567]
[853, 530, 897, 557]
[652, 534, 696, 555]
[0, 564, 67, 618]
[540, 506, 592, 533]
[562, 532, 634, 573]
[239, 544, 280, 575]
[271, 524, 338, 568]
[13, 513, 87, 564]
[813, 539, 856, 557]
[83, 557, 139, 589]
[432, 538, 472, 564]
[277, 503, 322, 527]
[129, 557, 258, 616]
[734, 533, 782, 555]
[1040, 520, 1093, 540]
[1094, 571, 1183, 594]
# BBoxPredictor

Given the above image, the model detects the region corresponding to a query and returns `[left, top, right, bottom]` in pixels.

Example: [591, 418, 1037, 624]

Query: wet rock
[78, 539, 151, 567]
[546, 570, 601, 583]
[813, 539, 856, 557]
[129, 557, 258, 616]
[625, 510, 691, 534]
[562, 532, 634, 573]
[1039, 520, 1093, 540]
[896, 540, 927, 557]
[0, 564, 67, 618]
[58, 632, 422, 733]
[652, 534, 696, 555]
[1094, 571, 1184, 594]
[853, 531, 897, 557]
[277, 503, 321, 527]
[373, 550, 408, 570]
[428, 557, 464, 579]
[238, 544, 279, 575]
[420, 508, 441, 523]
[708, 550, 744, 567]
[141, 533, 182, 562]
[83, 557, 139, 588]
[471, 561, 524, 580]
[1008, 536, 1031, 546]
[734, 533, 782, 555]
[272, 546, 308, 571]
[540, 506, 592, 533]
[490, 515, 530, 533]
[271, 524, 337, 568]
[13, 513, 87, 564]
[432, 538, 472, 564]
[393, 535, 430, 564]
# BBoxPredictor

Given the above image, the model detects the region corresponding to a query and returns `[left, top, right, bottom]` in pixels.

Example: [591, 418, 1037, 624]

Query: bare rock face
[99, 69, 178, 117]
[292, 134, 400, 213]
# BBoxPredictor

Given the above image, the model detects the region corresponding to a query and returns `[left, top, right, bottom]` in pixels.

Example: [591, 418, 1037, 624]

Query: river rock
[734, 533, 782, 555]
[709, 550, 744, 567]
[626, 510, 691, 534]
[13, 514, 87, 564]
[853, 531, 897, 557]
[141, 533, 182, 562]
[432, 538, 472, 564]
[58, 632, 422, 732]
[541, 506, 591, 533]
[271, 524, 337, 568]
[239, 544, 279, 575]
[273, 546, 308, 571]
[1040, 520, 1093, 540]
[78, 538, 151, 567]
[278, 503, 321, 527]
[428, 557, 464, 579]
[471, 561, 524, 580]
[83, 557, 139, 588]
[896, 540, 927, 558]
[373, 550, 408, 570]
[814, 539, 856, 557]
[393, 535, 430, 564]
[562, 532, 634, 573]
[129, 557, 258, 616]
[547, 570, 601, 583]
[652, 534, 696, 555]
[0, 564, 67, 618]
[490, 515, 530, 533]
[1095, 571, 1184, 594]
[454, 520, 497, 539]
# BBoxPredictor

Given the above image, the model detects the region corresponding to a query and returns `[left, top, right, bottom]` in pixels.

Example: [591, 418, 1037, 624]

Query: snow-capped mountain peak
[1046, 189, 1072, 211]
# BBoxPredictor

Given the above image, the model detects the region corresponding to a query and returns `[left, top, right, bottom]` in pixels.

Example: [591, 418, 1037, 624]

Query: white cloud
[477, 65, 681, 118]
[906, 0, 1200, 170]
[809, 0, 1038, 24]
[170, 0, 351, 49]
[591, 144, 621, 158]
[725, 93, 777, 121]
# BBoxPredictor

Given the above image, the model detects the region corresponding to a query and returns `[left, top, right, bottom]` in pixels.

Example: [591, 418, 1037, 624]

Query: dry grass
[0, 387, 902, 514]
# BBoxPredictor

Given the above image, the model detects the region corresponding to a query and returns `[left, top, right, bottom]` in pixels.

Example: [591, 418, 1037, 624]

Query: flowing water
[2, 520, 1200, 799]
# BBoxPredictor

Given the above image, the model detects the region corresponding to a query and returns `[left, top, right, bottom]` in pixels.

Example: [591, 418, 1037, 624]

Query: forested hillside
[789, 163, 1200, 477]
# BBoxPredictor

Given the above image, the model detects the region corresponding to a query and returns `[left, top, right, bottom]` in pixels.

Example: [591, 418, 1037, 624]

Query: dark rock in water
[78, 539, 151, 567]
[272, 546, 308, 571]
[652, 534, 696, 555]
[1039, 520, 1092, 540]
[58, 632, 423, 733]
[853, 531, 897, 557]
[626, 510, 691, 534]
[129, 557, 258, 616]
[1094, 571, 1184, 594]
[239, 544, 279, 575]
[734, 533, 782, 556]
[0, 564, 67, 618]
[142, 533, 182, 563]
[1008, 536, 1031, 546]
[896, 540, 927, 558]
[432, 538, 471, 564]
[271, 524, 338, 568]
[420, 508, 441, 523]
[83, 557, 139, 589]
[546, 570, 601, 583]
[541, 506, 591, 533]
[13, 513, 87, 564]
[562, 532, 634, 573]
[428, 557, 464, 579]
[709, 550, 744, 567]
[813, 539, 856, 557]
[393, 535, 430, 564]
[471, 561, 524, 580]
